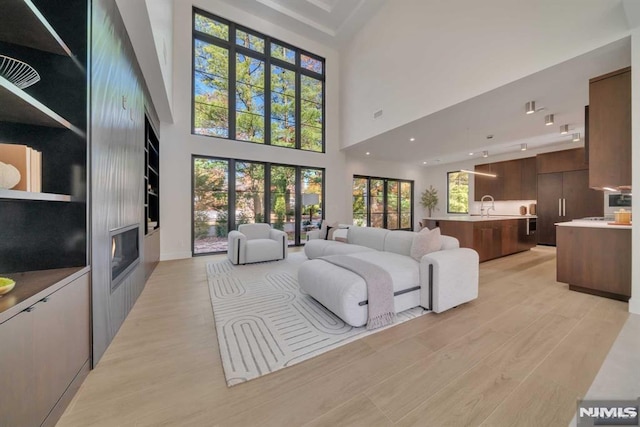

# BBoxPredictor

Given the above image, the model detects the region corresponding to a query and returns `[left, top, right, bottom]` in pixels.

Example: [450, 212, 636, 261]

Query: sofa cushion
[244, 239, 283, 263]
[304, 239, 375, 259]
[440, 235, 460, 250]
[347, 226, 388, 251]
[348, 251, 420, 292]
[410, 227, 443, 261]
[238, 223, 271, 240]
[383, 230, 416, 257]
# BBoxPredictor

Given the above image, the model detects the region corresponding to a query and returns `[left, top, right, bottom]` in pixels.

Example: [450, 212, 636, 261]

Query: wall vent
[373, 109, 383, 119]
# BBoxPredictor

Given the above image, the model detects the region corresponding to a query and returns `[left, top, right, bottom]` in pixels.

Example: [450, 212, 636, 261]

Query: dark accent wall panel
[91, 0, 150, 365]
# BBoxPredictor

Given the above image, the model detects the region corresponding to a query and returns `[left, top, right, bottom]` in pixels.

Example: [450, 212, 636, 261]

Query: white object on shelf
[0, 161, 21, 189]
[0, 55, 41, 89]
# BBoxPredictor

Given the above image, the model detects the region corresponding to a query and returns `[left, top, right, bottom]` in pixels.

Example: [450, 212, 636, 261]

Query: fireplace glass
[111, 225, 140, 291]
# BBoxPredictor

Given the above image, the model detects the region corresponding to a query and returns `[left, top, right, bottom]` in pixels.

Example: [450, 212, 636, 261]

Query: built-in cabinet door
[589, 68, 631, 189]
[33, 274, 90, 424]
[501, 161, 522, 200]
[562, 170, 603, 220]
[0, 310, 38, 427]
[501, 220, 519, 255]
[537, 173, 563, 245]
[520, 157, 537, 200]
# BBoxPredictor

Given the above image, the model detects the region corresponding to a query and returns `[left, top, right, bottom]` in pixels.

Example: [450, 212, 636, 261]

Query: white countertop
[556, 220, 632, 230]
[426, 215, 537, 222]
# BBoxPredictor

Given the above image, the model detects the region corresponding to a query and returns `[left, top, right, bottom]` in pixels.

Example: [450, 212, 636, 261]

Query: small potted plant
[421, 185, 439, 218]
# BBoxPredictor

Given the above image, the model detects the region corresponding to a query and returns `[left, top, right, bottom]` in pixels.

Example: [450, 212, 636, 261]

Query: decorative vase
[0, 161, 21, 189]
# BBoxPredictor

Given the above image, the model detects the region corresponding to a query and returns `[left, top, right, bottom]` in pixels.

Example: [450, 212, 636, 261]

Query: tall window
[193, 9, 325, 152]
[447, 171, 469, 213]
[193, 156, 324, 254]
[352, 176, 413, 230]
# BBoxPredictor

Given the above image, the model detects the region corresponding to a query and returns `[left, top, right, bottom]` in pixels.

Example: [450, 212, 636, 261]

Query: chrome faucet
[480, 195, 495, 218]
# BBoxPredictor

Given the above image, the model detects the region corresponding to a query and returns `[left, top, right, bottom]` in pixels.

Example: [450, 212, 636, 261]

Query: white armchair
[227, 223, 288, 265]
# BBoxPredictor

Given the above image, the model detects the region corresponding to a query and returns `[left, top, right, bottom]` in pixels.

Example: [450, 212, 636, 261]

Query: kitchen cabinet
[474, 157, 536, 201]
[536, 147, 588, 174]
[588, 67, 631, 190]
[0, 272, 90, 427]
[557, 225, 630, 301]
[537, 170, 603, 245]
[425, 218, 536, 262]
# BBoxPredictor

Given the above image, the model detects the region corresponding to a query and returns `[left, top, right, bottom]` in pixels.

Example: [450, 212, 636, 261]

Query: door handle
[559, 199, 562, 217]
[563, 199, 566, 217]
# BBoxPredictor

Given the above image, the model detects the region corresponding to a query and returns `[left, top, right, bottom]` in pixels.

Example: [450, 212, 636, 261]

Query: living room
[1, 0, 639, 426]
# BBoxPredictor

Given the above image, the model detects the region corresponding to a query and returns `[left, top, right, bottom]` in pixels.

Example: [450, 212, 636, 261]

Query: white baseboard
[629, 297, 640, 315]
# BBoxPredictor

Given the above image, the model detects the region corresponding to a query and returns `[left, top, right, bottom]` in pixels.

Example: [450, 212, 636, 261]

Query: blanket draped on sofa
[319, 255, 395, 329]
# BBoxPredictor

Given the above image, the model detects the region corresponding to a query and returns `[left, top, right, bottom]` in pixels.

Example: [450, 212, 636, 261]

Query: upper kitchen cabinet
[474, 157, 536, 201]
[588, 67, 631, 190]
[536, 147, 588, 174]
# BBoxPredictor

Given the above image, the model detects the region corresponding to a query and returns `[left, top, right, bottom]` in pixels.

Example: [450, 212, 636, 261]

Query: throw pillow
[410, 227, 442, 261]
[319, 221, 339, 240]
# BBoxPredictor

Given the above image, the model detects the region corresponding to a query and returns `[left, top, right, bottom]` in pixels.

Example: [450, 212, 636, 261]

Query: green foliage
[448, 172, 469, 214]
[421, 185, 439, 216]
[216, 211, 228, 237]
[193, 20, 323, 151]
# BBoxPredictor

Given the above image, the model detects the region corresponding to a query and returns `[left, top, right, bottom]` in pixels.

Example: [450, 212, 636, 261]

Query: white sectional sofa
[298, 226, 479, 327]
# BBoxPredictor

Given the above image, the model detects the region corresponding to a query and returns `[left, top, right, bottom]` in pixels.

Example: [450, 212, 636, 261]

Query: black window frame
[447, 170, 469, 214]
[353, 175, 414, 231]
[192, 8, 326, 153]
[192, 155, 326, 255]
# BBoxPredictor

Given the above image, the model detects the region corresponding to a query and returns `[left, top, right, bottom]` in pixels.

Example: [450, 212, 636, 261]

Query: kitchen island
[556, 220, 631, 301]
[423, 216, 537, 262]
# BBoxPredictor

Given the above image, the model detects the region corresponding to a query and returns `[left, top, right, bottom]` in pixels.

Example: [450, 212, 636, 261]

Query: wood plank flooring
[56, 247, 628, 427]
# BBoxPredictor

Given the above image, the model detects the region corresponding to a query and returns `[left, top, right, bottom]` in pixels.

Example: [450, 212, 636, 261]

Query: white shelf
[0, 188, 71, 202]
[0, 76, 71, 128]
[0, 0, 72, 57]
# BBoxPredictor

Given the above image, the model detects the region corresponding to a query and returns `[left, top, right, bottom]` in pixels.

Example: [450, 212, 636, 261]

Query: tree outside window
[447, 171, 469, 214]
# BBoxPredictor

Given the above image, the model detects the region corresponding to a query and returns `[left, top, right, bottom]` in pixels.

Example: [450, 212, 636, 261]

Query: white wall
[630, 28, 640, 315]
[341, 0, 630, 148]
[145, 0, 174, 116]
[160, 0, 346, 260]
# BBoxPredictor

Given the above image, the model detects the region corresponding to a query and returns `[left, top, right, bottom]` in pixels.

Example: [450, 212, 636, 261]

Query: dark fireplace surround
[110, 224, 140, 292]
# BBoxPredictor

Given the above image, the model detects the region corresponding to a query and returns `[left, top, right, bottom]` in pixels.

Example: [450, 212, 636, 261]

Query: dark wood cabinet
[588, 67, 631, 189]
[537, 170, 603, 245]
[474, 157, 536, 201]
[557, 226, 631, 301]
[537, 173, 563, 245]
[501, 220, 519, 256]
[427, 219, 534, 262]
[536, 148, 588, 174]
[520, 157, 537, 200]
[0, 273, 90, 427]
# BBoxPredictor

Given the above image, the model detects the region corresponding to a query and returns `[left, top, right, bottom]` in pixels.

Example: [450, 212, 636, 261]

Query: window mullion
[295, 51, 301, 150]
[229, 25, 237, 141]
[265, 41, 272, 145]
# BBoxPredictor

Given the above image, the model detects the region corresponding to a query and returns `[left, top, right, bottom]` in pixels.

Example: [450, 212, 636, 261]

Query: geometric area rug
[207, 252, 429, 387]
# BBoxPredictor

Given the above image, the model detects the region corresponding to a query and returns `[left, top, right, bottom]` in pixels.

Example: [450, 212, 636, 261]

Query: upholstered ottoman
[298, 251, 422, 327]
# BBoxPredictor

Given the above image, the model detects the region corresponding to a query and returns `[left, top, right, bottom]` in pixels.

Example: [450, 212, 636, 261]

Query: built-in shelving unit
[145, 115, 160, 235]
[0, 1, 90, 425]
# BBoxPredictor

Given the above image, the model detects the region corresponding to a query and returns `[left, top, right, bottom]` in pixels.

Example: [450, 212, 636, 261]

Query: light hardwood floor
[57, 247, 628, 427]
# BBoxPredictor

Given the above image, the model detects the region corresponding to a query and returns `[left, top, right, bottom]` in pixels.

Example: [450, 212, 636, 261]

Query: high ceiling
[344, 37, 631, 167]
[214, 0, 387, 44]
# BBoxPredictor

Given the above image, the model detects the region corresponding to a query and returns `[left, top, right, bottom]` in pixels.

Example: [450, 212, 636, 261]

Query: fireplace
[110, 224, 140, 292]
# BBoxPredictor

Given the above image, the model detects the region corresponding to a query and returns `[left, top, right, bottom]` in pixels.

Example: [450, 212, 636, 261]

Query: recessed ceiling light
[525, 101, 536, 114]
[572, 133, 581, 142]
[365, 152, 370, 156]
[423, 161, 427, 165]
[409, 137, 415, 142]
[560, 124, 569, 135]
[545, 114, 554, 126]
[468, 152, 474, 156]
